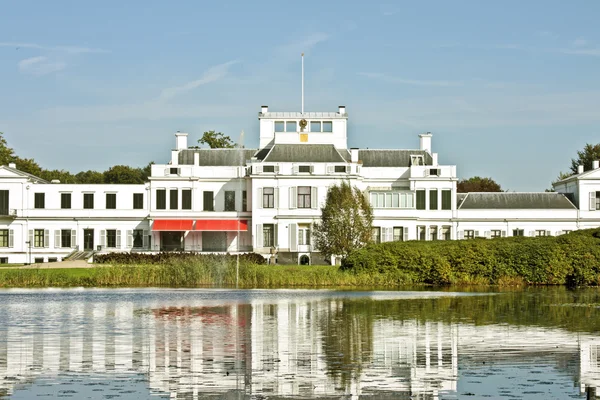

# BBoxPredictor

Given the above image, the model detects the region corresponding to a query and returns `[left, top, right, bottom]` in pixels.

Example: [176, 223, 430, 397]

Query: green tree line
[0, 132, 153, 184]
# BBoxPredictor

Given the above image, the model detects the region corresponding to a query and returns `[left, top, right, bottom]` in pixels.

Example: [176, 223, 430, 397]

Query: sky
[1, 0, 600, 191]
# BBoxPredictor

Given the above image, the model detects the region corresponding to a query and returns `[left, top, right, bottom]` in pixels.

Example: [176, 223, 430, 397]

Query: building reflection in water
[0, 294, 598, 399]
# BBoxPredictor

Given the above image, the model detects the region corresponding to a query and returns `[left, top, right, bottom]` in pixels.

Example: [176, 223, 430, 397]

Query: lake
[0, 287, 599, 399]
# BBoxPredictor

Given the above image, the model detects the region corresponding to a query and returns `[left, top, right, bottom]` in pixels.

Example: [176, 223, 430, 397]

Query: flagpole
[301, 53, 304, 114]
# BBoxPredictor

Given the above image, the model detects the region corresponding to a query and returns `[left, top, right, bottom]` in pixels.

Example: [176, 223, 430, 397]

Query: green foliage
[196, 130, 237, 149]
[103, 165, 145, 184]
[94, 251, 266, 265]
[313, 181, 374, 261]
[343, 229, 600, 286]
[570, 143, 600, 174]
[457, 176, 503, 193]
[75, 170, 105, 184]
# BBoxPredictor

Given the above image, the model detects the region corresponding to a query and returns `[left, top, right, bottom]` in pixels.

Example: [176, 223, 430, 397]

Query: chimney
[594, 160, 600, 170]
[338, 105, 346, 115]
[261, 105, 268, 114]
[194, 152, 200, 166]
[8, 163, 16, 169]
[350, 148, 359, 163]
[419, 132, 432, 153]
[578, 165, 584, 174]
[432, 153, 438, 166]
[175, 132, 188, 150]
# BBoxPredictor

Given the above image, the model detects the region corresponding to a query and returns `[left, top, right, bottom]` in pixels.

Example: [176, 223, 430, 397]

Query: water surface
[0, 287, 599, 399]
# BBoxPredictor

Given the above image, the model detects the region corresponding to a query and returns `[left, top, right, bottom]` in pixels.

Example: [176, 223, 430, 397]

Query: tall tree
[457, 176, 503, 193]
[569, 143, 600, 174]
[75, 170, 105, 184]
[197, 131, 236, 149]
[103, 165, 145, 184]
[0, 132, 16, 166]
[313, 181, 374, 262]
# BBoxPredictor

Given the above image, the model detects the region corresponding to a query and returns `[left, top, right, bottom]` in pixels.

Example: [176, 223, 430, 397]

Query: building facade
[0, 104, 598, 264]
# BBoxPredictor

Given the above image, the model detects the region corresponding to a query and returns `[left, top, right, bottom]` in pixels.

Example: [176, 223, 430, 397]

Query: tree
[75, 170, 105, 184]
[457, 176, 502, 193]
[197, 131, 236, 149]
[103, 165, 145, 184]
[313, 181, 374, 262]
[569, 143, 600, 174]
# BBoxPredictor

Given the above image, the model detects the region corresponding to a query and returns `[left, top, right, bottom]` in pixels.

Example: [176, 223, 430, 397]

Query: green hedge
[342, 229, 600, 286]
[94, 252, 267, 265]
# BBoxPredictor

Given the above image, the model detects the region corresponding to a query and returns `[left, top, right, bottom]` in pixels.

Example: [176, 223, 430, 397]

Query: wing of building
[0, 105, 597, 265]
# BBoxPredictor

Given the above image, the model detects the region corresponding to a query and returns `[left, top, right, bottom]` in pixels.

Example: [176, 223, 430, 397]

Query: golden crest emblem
[299, 119, 307, 132]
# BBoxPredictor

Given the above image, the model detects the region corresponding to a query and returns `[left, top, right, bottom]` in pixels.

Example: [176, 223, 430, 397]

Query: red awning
[152, 220, 194, 231]
[195, 220, 248, 231]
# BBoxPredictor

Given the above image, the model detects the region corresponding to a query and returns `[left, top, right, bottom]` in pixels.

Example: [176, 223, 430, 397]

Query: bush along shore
[342, 228, 600, 286]
[0, 229, 599, 288]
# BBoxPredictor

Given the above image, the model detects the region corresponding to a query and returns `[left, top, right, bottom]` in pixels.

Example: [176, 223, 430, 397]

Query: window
[263, 224, 274, 247]
[169, 167, 179, 175]
[370, 192, 413, 208]
[299, 165, 311, 173]
[310, 121, 321, 132]
[417, 226, 426, 241]
[156, 189, 166, 210]
[34, 229, 45, 247]
[133, 229, 144, 248]
[225, 191, 236, 211]
[182, 190, 192, 210]
[334, 165, 347, 173]
[372, 227, 381, 244]
[535, 230, 547, 237]
[83, 193, 94, 209]
[34, 193, 45, 209]
[441, 226, 451, 240]
[513, 229, 524, 237]
[0, 190, 8, 215]
[429, 189, 438, 210]
[410, 155, 424, 166]
[106, 193, 116, 209]
[286, 121, 297, 132]
[0, 258, 7, 264]
[0, 230, 8, 247]
[491, 230, 502, 238]
[263, 187, 274, 208]
[61, 193, 71, 209]
[596, 192, 600, 210]
[275, 121, 285, 132]
[61, 229, 71, 248]
[298, 224, 311, 245]
[442, 190, 452, 210]
[416, 190, 426, 210]
[242, 190, 247, 211]
[393, 227, 403, 242]
[322, 121, 332, 132]
[430, 226, 438, 241]
[263, 165, 275, 173]
[464, 230, 475, 239]
[133, 193, 144, 209]
[428, 168, 441, 176]
[170, 189, 178, 210]
[297, 186, 311, 208]
[106, 229, 117, 248]
[203, 191, 214, 211]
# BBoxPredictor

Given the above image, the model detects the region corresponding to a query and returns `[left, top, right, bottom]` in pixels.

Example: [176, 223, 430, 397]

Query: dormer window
[275, 121, 285, 132]
[286, 121, 297, 132]
[410, 155, 424, 166]
[263, 165, 275, 173]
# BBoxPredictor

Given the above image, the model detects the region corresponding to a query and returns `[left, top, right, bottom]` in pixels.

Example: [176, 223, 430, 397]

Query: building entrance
[160, 232, 183, 251]
[83, 229, 94, 251]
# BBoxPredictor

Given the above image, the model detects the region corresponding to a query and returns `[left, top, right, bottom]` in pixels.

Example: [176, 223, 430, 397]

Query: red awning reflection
[152, 220, 194, 231]
[195, 220, 248, 231]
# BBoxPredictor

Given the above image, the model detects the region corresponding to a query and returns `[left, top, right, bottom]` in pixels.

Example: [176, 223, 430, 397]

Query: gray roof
[178, 149, 258, 166]
[358, 150, 433, 167]
[259, 111, 346, 119]
[1, 165, 48, 183]
[262, 144, 348, 163]
[458, 192, 577, 210]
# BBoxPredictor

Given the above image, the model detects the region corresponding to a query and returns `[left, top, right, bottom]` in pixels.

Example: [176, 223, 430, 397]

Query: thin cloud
[18, 56, 66, 76]
[277, 33, 329, 58]
[572, 37, 588, 48]
[159, 60, 238, 100]
[358, 72, 462, 87]
[559, 48, 600, 56]
[0, 42, 108, 54]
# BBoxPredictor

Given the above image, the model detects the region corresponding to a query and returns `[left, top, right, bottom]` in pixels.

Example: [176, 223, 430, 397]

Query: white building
[0, 104, 598, 264]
